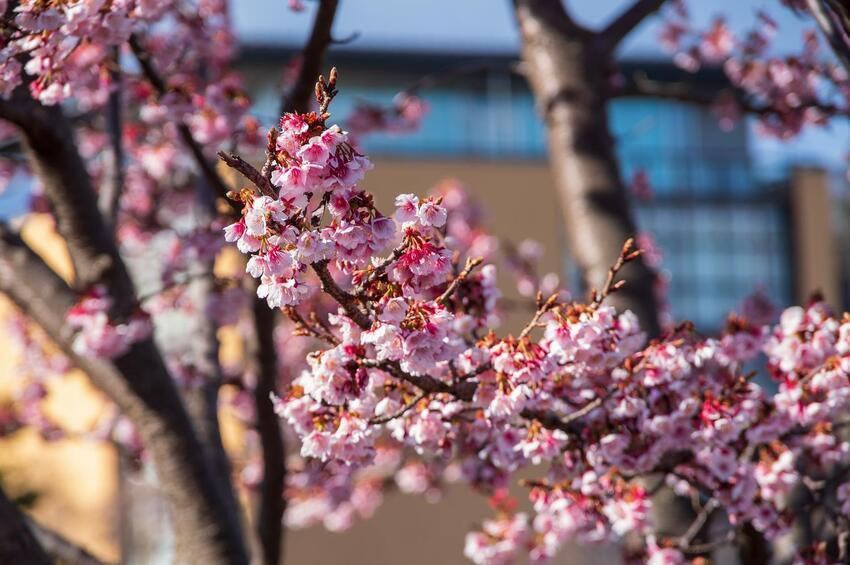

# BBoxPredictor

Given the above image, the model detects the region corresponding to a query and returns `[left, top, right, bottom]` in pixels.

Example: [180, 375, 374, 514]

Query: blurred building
[240, 47, 844, 330]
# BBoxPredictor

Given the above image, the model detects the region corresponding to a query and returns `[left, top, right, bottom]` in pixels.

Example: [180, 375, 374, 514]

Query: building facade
[241, 47, 837, 331]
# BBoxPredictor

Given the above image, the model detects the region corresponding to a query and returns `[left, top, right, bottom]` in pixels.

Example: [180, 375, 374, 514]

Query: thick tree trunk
[512, 1, 696, 549]
[513, 0, 661, 337]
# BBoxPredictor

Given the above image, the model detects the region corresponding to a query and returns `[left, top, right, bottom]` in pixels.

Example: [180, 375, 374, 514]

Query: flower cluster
[346, 93, 429, 137]
[657, 2, 848, 140]
[219, 94, 850, 563]
[66, 286, 152, 359]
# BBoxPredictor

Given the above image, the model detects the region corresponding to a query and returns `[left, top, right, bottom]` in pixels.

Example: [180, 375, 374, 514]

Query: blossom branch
[436, 256, 483, 306]
[590, 237, 642, 307]
[369, 391, 430, 425]
[612, 75, 848, 118]
[218, 151, 276, 197]
[312, 260, 372, 330]
[127, 34, 237, 211]
[520, 396, 603, 434]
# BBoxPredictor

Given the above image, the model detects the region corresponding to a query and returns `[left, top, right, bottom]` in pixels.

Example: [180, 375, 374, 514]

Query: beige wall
[790, 167, 841, 308]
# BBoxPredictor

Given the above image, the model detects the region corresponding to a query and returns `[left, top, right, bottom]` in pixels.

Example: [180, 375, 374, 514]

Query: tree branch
[250, 5, 343, 554]
[279, 0, 340, 116]
[612, 76, 848, 117]
[218, 151, 275, 197]
[312, 260, 372, 329]
[127, 35, 238, 212]
[512, 0, 662, 336]
[599, 0, 669, 51]
[0, 90, 132, 299]
[805, 0, 850, 77]
[250, 293, 286, 565]
[98, 47, 125, 229]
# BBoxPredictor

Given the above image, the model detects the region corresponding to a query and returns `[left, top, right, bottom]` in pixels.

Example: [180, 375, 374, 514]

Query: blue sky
[232, 0, 850, 176]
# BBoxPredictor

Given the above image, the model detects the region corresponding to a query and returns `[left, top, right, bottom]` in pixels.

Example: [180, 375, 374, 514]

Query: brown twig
[315, 67, 339, 124]
[520, 396, 604, 434]
[279, 0, 340, 116]
[436, 256, 483, 306]
[677, 498, 719, 550]
[517, 292, 560, 341]
[128, 35, 237, 212]
[598, 0, 670, 51]
[369, 392, 429, 425]
[612, 74, 848, 118]
[590, 237, 641, 307]
[312, 260, 372, 330]
[217, 151, 276, 197]
[283, 306, 339, 345]
[354, 244, 408, 295]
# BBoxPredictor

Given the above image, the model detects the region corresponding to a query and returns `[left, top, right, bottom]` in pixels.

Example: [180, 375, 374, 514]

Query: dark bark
[738, 523, 771, 565]
[99, 47, 125, 229]
[512, 0, 661, 336]
[0, 75, 247, 563]
[598, 0, 669, 51]
[248, 5, 341, 562]
[251, 295, 286, 565]
[0, 486, 52, 565]
[805, 0, 850, 77]
[0, 92, 133, 301]
[183, 261, 244, 531]
[279, 0, 340, 116]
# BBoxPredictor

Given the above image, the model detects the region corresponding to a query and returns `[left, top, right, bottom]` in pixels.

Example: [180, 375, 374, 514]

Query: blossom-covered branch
[217, 72, 850, 563]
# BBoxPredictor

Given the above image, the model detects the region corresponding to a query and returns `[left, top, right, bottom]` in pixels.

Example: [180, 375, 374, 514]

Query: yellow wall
[0, 215, 119, 562]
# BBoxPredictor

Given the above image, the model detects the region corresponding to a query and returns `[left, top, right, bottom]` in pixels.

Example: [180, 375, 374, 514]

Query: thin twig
[590, 237, 641, 307]
[369, 392, 429, 425]
[517, 292, 560, 341]
[128, 35, 237, 211]
[678, 498, 719, 549]
[354, 244, 407, 295]
[217, 151, 275, 197]
[312, 260, 372, 329]
[437, 256, 483, 306]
